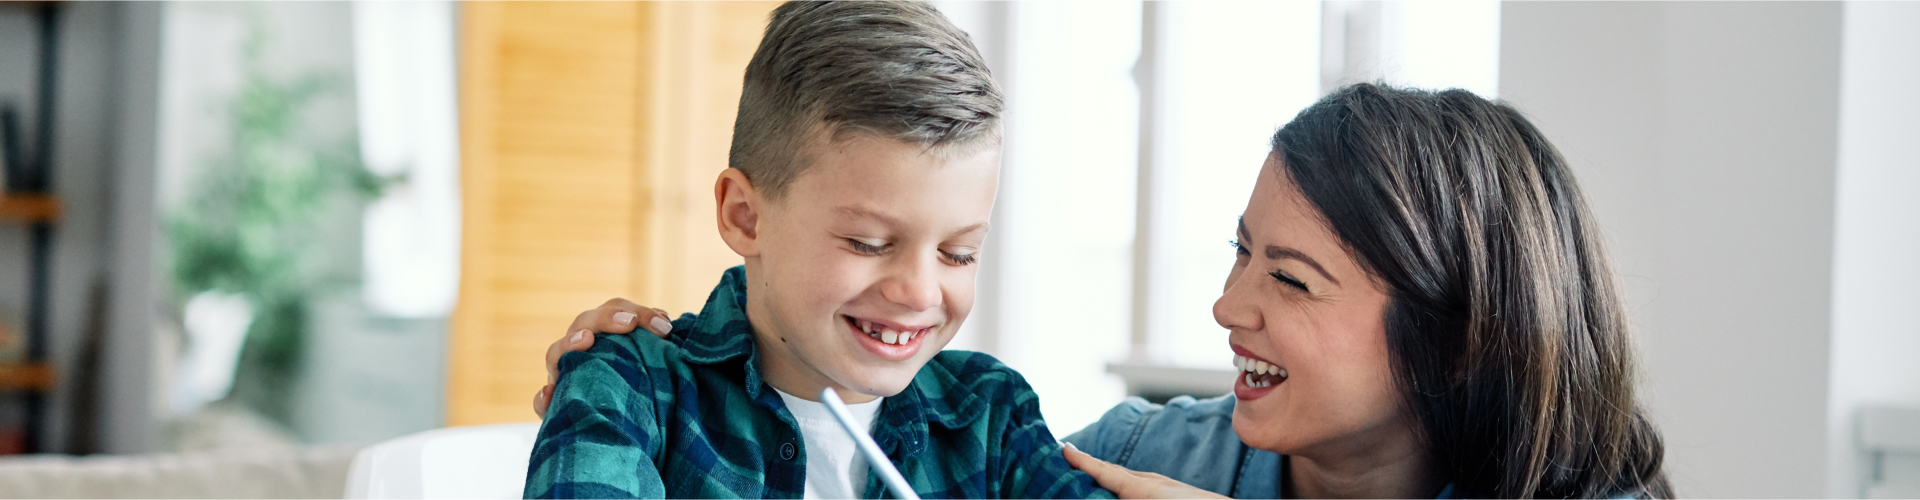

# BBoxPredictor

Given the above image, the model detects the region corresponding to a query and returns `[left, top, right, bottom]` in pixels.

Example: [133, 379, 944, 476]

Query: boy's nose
[881, 264, 942, 312]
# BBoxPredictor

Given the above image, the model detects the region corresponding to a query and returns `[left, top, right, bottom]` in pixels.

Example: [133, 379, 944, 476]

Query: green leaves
[162, 19, 396, 426]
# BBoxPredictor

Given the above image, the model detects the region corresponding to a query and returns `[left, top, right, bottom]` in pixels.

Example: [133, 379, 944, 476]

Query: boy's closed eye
[844, 236, 980, 266]
[941, 248, 978, 266]
[846, 237, 891, 255]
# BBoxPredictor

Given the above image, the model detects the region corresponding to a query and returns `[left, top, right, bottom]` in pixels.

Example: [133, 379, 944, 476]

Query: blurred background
[0, 1, 1913, 498]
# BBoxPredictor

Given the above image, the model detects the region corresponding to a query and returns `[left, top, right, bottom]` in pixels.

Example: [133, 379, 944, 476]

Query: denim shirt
[1062, 395, 1283, 498]
[1062, 394, 1472, 499]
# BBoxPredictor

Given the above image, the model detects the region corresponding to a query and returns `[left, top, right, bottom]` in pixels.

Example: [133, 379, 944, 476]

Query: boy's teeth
[1233, 355, 1246, 370]
[856, 320, 927, 346]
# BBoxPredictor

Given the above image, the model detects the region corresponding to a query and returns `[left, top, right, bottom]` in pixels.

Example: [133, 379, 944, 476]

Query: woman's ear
[715, 168, 762, 258]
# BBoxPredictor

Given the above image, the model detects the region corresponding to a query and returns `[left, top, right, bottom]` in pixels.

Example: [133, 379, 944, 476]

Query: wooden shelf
[0, 363, 54, 392]
[0, 194, 60, 223]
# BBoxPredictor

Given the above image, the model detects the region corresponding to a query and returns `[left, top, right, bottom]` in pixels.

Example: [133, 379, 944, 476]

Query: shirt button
[780, 442, 796, 461]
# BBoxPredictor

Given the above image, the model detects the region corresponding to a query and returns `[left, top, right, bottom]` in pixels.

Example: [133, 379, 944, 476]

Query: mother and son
[521, 2, 1672, 498]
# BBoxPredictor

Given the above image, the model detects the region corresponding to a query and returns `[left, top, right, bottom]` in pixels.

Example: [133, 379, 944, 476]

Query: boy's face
[738, 134, 999, 402]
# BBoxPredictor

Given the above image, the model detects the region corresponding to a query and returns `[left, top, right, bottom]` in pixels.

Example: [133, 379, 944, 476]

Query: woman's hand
[1062, 442, 1227, 499]
[533, 298, 676, 418]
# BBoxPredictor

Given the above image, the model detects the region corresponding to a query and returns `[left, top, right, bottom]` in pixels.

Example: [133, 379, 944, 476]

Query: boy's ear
[715, 168, 762, 258]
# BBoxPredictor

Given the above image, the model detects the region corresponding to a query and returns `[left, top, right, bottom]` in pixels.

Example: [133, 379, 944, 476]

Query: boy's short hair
[730, 1, 1003, 200]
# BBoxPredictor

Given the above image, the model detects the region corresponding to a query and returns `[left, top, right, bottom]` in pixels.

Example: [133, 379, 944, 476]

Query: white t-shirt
[774, 388, 885, 500]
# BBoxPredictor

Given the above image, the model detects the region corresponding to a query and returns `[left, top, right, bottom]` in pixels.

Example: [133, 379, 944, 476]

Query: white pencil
[819, 388, 921, 500]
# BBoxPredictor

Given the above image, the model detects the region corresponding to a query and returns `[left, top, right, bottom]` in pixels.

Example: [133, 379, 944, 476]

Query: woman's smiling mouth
[1234, 354, 1287, 387]
[1231, 344, 1288, 400]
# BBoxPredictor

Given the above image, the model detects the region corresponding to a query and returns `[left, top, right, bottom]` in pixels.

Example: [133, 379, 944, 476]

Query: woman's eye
[1270, 270, 1309, 292]
[1229, 240, 1251, 257]
[848, 239, 888, 255]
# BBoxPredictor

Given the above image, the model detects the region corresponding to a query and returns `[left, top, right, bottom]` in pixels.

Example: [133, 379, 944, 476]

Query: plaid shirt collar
[677, 266, 988, 456]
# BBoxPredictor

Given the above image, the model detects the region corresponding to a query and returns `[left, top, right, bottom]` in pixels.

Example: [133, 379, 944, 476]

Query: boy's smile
[845, 315, 934, 361]
[715, 130, 1001, 404]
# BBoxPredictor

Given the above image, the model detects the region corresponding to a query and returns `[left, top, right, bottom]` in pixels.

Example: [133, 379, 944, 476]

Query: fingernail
[613, 311, 636, 326]
[571, 329, 588, 344]
[1063, 442, 1078, 451]
[535, 387, 544, 401]
[650, 317, 674, 335]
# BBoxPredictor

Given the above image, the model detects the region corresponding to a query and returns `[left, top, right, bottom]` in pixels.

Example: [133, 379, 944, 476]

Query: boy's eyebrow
[837, 205, 904, 227]
[836, 206, 990, 236]
[1238, 217, 1340, 286]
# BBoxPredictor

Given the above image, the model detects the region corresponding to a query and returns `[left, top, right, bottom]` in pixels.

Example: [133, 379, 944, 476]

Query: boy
[524, 2, 1110, 499]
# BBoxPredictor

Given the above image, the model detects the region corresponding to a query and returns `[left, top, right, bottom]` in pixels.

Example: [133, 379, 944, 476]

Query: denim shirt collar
[674, 266, 987, 456]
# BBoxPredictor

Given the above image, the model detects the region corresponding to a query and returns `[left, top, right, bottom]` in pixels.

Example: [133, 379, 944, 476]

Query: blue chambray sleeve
[1060, 397, 1157, 465]
[997, 376, 1117, 499]
[524, 337, 667, 499]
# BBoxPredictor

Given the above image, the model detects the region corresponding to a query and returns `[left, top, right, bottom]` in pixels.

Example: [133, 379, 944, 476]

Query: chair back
[345, 422, 541, 499]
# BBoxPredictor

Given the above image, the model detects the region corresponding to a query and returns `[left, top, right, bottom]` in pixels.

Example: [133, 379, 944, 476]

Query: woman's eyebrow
[1266, 246, 1340, 286]
[1239, 216, 1341, 286]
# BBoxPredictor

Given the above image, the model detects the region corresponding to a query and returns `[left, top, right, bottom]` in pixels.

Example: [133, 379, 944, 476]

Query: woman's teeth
[858, 319, 918, 346]
[1232, 354, 1287, 388]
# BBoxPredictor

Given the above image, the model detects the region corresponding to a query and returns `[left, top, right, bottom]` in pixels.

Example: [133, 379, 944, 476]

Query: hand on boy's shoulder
[535, 298, 681, 419]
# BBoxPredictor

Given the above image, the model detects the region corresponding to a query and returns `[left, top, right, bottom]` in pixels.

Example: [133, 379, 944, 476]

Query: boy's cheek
[766, 240, 868, 291]
[943, 267, 979, 313]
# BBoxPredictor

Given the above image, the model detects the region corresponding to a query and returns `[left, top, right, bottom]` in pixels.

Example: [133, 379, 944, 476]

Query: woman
[535, 84, 1673, 498]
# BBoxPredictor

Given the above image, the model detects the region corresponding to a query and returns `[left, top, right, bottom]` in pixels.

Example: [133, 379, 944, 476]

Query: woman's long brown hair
[1272, 84, 1673, 498]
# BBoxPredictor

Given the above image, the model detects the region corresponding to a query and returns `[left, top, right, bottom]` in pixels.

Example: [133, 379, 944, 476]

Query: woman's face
[1217, 155, 1411, 460]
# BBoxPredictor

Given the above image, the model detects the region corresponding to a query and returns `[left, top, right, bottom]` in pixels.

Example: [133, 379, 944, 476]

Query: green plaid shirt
[526, 266, 1113, 499]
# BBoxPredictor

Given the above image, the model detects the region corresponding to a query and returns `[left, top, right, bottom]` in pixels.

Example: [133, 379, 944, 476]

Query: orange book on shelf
[0, 194, 59, 223]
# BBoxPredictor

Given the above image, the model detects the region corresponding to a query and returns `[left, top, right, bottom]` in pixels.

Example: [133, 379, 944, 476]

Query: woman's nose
[1214, 269, 1264, 333]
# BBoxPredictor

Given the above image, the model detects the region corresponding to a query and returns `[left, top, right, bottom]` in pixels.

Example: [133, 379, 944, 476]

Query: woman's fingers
[1062, 442, 1137, 493]
[1062, 442, 1225, 499]
[536, 298, 678, 419]
[532, 384, 553, 419]
[583, 298, 673, 337]
[543, 306, 602, 390]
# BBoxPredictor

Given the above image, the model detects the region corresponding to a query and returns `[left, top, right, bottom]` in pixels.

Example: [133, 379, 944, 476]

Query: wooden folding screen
[450, 1, 776, 426]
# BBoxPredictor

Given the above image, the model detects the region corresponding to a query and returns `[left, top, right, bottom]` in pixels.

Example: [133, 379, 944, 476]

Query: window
[941, 0, 1501, 434]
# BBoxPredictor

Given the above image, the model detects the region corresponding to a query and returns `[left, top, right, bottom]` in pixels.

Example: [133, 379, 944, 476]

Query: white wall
[1499, 2, 1843, 497]
[990, 1, 1142, 435]
[102, 1, 166, 455]
[1828, 2, 1920, 497]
